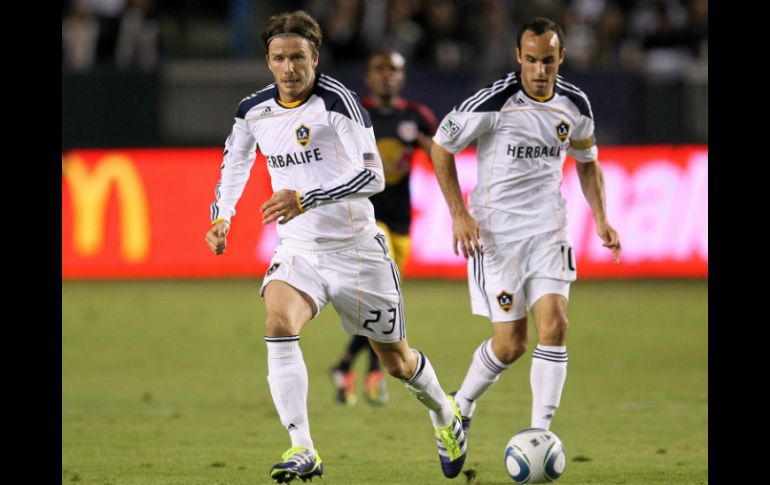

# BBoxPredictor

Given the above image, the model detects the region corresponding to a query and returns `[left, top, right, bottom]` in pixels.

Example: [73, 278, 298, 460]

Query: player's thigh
[525, 228, 577, 287]
[260, 248, 329, 323]
[467, 243, 528, 322]
[263, 280, 315, 335]
[325, 236, 405, 343]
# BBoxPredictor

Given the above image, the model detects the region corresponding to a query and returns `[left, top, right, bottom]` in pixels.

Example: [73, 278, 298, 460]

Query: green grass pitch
[62, 279, 707, 484]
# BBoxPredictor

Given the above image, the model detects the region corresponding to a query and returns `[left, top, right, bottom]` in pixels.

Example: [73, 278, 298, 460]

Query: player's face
[365, 52, 405, 98]
[516, 30, 565, 99]
[267, 36, 319, 103]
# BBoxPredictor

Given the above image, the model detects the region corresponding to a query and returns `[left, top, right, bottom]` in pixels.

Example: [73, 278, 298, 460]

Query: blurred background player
[329, 50, 437, 407]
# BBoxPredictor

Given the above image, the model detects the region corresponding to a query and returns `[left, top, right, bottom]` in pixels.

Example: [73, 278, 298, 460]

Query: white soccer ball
[503, 428, 567, 483]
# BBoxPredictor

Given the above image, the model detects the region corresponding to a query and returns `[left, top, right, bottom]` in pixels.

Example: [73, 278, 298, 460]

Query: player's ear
[559, 48, 566, 65]
[312, 49, 319, 69]
[515, 48, 522, 65]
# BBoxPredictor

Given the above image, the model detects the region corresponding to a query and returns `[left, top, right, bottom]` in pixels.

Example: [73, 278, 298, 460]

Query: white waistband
[279, 226, 380, 253]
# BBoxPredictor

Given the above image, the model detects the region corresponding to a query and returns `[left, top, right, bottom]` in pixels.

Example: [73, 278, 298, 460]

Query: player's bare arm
[260, 189, 303, 225]
[205, 220, 230, 255]
[431, 142, 482, 259]
[576, 160, 621, 263]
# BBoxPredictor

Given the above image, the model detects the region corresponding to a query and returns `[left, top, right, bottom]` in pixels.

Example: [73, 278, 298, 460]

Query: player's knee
[496, 339, 528, 364]
[265, 310, 299, 336]
[539, 316, 569, 345]
[378, 354, 411, 380]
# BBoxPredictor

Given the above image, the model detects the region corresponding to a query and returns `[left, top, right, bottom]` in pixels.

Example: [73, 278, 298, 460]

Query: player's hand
[452, 210, 482, 259]
[596, 220, 621, 263]
[261, 189, 302, 225]
[206, 220, 230, 255]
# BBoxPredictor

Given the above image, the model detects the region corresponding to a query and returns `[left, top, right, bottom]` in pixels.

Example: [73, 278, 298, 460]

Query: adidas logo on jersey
[260, 106, 272, 116]
[514, 96, 526, 106]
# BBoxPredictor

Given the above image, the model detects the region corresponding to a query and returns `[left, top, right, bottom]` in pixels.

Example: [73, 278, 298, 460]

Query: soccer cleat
[449, 392, 472, 436]
[329, 368, 358, 406]
[433, 394, 467, 478]
[364, 370, 389, 406]
[269, 446, 324, 483]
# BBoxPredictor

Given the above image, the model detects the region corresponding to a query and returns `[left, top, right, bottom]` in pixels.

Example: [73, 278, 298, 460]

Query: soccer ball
[503, 428, 566, 483]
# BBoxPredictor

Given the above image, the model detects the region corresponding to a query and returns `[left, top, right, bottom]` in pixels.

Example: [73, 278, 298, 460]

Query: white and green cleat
[269, 446, 324, 483]
[434, 394, 468, 478]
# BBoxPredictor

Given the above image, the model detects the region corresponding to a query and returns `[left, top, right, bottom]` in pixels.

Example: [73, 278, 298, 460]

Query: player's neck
[522, 85, 554, 103]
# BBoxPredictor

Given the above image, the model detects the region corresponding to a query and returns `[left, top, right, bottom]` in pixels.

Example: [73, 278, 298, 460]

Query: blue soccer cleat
[434, 394, 468, 478]
[269, 446, 324, 483]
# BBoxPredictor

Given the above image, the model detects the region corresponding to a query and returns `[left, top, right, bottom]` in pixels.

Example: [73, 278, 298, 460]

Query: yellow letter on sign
[64, 153, 150, 263]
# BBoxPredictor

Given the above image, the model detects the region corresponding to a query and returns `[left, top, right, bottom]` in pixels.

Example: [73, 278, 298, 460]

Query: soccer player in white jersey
[431, 17, 622, 444]
[204, 11, 466, 483]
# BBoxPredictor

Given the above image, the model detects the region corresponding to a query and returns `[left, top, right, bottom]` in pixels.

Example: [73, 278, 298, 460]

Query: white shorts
[468, 227, 576, 322]
[260, 231, 406, 343]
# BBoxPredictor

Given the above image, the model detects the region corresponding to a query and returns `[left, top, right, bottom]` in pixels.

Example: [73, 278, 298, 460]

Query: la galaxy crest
[296, 124, 311, 147]
[497, 291, 514, 312]
[555, 120, 570, 143]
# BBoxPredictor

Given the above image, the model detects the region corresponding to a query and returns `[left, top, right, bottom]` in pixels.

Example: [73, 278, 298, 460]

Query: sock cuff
[478, 339, 508, 374]
[533, 344, 568, 363]
[265, 335, 300, 354]
[405, 349, 426, 384]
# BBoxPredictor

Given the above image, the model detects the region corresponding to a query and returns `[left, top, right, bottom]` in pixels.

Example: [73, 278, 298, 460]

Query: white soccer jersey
[210, 73, 385, 245]
[433, 72, 599, 242]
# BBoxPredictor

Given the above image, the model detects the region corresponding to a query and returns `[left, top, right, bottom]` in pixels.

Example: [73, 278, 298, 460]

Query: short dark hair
[516, 17, 565, 51]
[367, 50, 405, 67]
[260, 10, 323, 53]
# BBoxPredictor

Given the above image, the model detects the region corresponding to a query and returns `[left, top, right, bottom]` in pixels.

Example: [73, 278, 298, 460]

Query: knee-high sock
[530, 344, 568, 430]
[455, 339, 509, 417]
[402, 350, 455, 428]
[266, 336, 314, 452]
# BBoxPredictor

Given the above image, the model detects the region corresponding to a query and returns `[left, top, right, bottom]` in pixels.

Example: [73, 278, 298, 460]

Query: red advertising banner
[62, 146, 707, 279]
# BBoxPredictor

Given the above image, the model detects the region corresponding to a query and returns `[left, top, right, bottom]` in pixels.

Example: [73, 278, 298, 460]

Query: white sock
[403, 350, 455, 428]
[530, 344, 568, 430]
[265, 336, 314, 453]
[455, 339, 509, 417]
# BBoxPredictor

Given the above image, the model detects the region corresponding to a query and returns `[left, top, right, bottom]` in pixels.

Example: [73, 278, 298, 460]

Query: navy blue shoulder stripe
[236, 84, 276, 119]
[456, 72, 519, 113]
[555, 77, 593, 119]
[315, 74, 372, 127]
